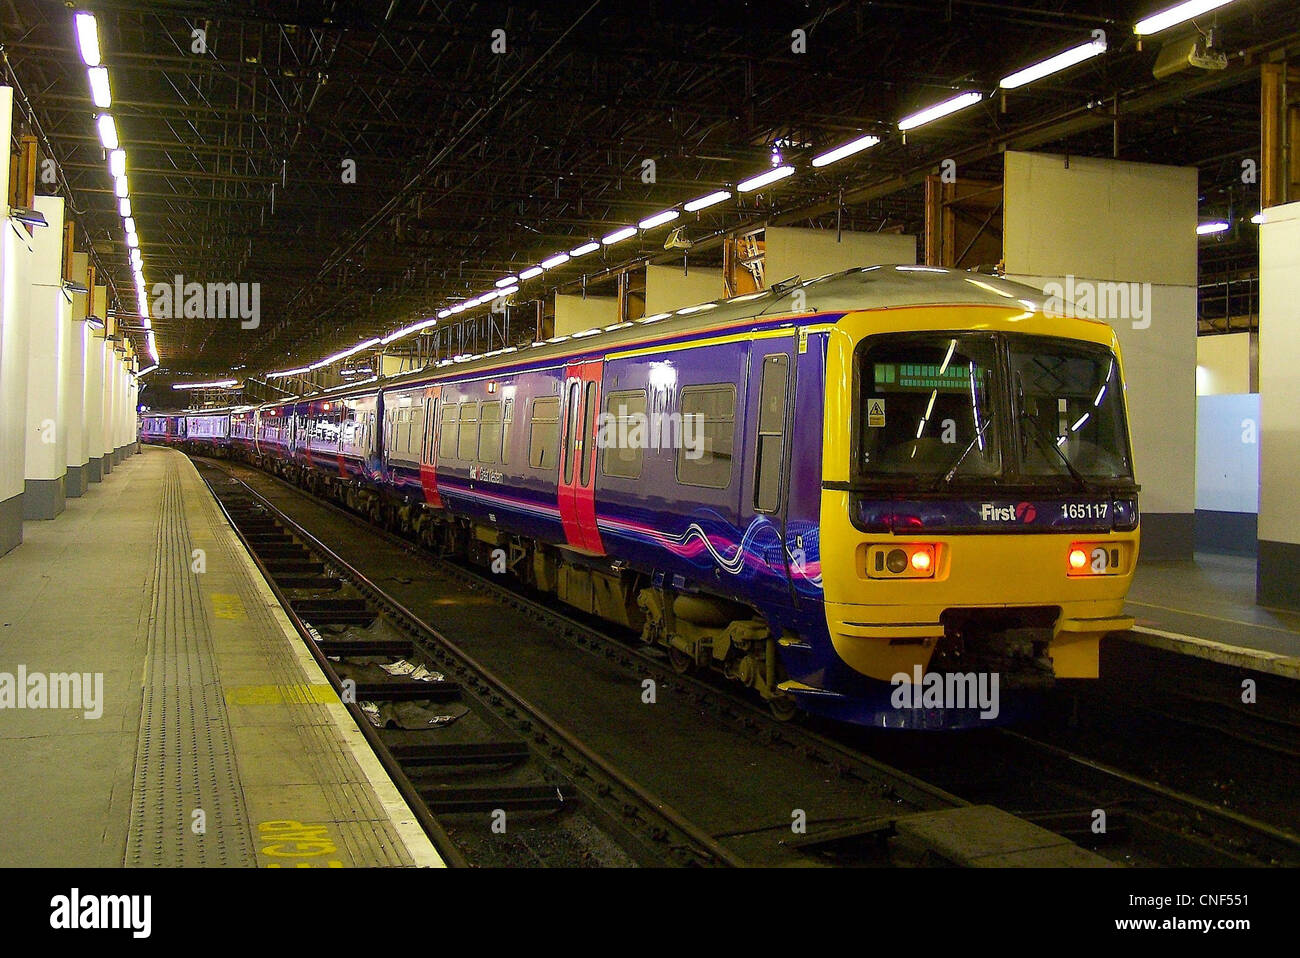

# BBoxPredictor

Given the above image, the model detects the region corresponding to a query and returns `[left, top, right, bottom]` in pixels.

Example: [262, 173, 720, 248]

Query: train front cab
[800, 303, 1139, 727]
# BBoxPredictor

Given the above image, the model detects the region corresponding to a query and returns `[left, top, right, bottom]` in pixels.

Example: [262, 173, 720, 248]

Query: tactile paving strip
[125, 457, 257, 866]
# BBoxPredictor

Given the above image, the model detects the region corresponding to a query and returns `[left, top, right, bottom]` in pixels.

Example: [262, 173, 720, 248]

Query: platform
[1123, 553, 1300, 680]
[0, 446, 441, 867]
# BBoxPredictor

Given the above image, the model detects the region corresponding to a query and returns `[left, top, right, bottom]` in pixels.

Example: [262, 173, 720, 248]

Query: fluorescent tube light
[811, 134, 881, 167]
[638, 209, 680, 229]
[999, 37, 1108, 89]
[601, 227, 636, 245]
[1135, 0, 1236, 36]
[88, 66, 111, 108]
[736, 166, 794, 192]
[97, 114, 119, 150]
[74, 12, 101, 66]
[897, 91, 984, 131]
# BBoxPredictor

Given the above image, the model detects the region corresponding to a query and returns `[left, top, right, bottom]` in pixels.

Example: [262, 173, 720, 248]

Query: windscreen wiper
[1020, 411, 1094, 493]
[923, 419, 992, 490]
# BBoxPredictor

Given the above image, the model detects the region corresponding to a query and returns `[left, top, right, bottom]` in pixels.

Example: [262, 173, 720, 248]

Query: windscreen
[857, 333, 1001, 480]
[1010, 340, 1131, 481]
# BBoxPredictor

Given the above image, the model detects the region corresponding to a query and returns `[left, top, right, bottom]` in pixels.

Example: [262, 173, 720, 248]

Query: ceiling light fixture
[736, 166, 794, 192]
[1135, 0, 1237, 36]
[601, 226, 637, 245]
[638, 209, 680, 230]
[897, 91, 984, 131]
[519, 266, 544, 279]
[569, 241, 599, 257]
[97, 114, 119, 150]
[999, 36, 1109, 89]
[173, 379, 240, 390]
[540, 253, 570, 269]
[811, 134, 881, 167]
[74, 12, 101, 66]
[87, 66, 111, 108]
[683, 190, 731, 212]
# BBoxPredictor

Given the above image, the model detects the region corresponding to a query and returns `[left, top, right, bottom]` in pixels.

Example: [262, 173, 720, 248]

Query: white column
[1257, 200, 1300, 609]
[127, 359, 140, 453]
[22, 195, 67, 519]
[1003, 150, 1199, 559]
[99, 314, 115, 476]
[84, 284, 106, 481]
[0, 85, 35, 552]
[64, 251, 89, 494]
[106, 348, 120, 466]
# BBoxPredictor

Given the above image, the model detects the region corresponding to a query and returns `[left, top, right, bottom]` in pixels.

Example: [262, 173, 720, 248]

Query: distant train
[145, 266, 1140, 728]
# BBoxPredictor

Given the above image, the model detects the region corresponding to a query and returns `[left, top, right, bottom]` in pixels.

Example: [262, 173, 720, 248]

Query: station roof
[4, 0, 1293, 394]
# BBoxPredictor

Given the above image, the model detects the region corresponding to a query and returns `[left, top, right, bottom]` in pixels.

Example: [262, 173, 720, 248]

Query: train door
[419, 385, 443, 507]
[557, 360, 605, 554]
[745, 339, 797, 594]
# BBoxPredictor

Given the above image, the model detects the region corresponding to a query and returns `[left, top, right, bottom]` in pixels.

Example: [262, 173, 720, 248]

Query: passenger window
[601, 389, 647, 479]
[580, 382, 597, 486]
[528, 396, 561, 469]
[423, 398, 436, 463]
[754, 354, 789, 513]
[501, 398, 513, 465]
[438, 403, 459, 460]
[676, 384, 736, 489]
[478, 402, 502, 463]
[457, 401, 480, 461]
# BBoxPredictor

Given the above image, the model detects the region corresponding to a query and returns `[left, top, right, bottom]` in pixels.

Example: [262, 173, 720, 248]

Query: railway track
[200, 463, 742, 867]
[196, 453, 1298, 867]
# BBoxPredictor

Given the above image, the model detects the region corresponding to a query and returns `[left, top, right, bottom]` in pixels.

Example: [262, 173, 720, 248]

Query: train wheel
[767, 693, 798, 723]
[668, 646, 694, 674]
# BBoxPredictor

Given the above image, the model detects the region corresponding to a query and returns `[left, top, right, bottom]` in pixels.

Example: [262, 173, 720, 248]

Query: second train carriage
[170, 267, 1141, 728]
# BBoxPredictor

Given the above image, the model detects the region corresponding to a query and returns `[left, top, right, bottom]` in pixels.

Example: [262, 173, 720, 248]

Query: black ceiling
[3, 0, 1294, 392]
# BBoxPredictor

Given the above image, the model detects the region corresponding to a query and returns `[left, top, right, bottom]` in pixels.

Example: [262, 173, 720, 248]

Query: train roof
[243, 265, 1122, 411]
[264, 266, 1057, 407]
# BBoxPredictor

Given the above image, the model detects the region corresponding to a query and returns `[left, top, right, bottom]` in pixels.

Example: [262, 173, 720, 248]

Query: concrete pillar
[114, 350, 127, 459]
[115, 349, 127, 461]
[1003, 151, 1199, 559]
[22, 195, 69, 519]
[106, 348, 121, 465]
[0, 86, 36, 552]
[65, 251, 90, 494]
[129, 355, 140, 453]
[1257, 200, 1300, 609]
[100, 319, 117, 475]
[127, 359, 140, 453]
[84, 284, 106, 481]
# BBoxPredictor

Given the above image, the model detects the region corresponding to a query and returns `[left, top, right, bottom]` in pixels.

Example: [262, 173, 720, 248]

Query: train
[144, 265, 1140, 729]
